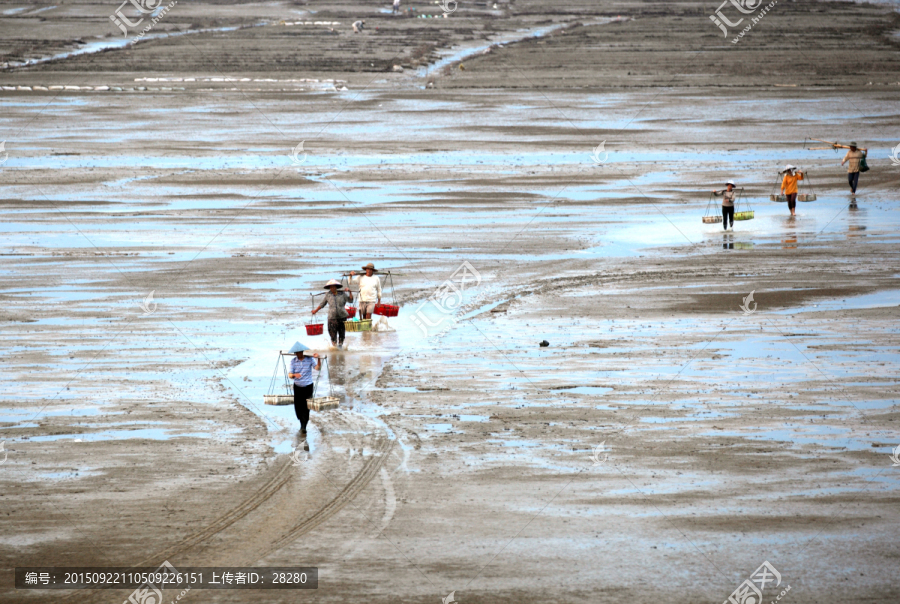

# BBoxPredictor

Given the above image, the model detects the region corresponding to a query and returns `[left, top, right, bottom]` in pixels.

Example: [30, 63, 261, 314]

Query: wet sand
[2, 1, 900, 603]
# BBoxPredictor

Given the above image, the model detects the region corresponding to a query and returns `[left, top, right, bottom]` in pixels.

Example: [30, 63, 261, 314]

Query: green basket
[734, 210, 754, 221]
[345, 319, 372, 332]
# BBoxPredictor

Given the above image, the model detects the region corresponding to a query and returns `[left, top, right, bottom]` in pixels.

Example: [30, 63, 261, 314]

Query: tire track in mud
[262, 429, 394, 557]
[63, 414, 393, 602]
[136, 457, 295, 567]
[147, 412, 394, 563]
[60, 454, 297, 603]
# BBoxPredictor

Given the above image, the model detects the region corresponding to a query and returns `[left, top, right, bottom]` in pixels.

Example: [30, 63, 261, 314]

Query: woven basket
[734, 210, 754, 221]
[345, 319, 372, 332]
[307, 396, 340, 411]
[305, 323, 324, 336]
[797, 193, 817, 202]
[702, 215, 723, 224]
[770, 194, 787, 202]
[263, 394, 294, 406]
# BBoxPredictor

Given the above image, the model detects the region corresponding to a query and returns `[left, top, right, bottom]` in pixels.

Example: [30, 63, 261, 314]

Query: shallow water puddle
[559, 386, 614, 396]
[25, 427, 240, 442]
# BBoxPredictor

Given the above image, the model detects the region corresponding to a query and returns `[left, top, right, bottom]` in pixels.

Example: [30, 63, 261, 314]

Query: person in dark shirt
[312, 279, 353, 349]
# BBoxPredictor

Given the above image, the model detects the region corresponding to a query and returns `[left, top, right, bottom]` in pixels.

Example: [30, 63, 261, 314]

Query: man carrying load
[780, 165, 804, 217]
[312, 279, 353, 349]
[286, 341, 321, 436]
[712, 179, 738, 231]
[841, 142, 867, 195]
[350, 262, 382, 320]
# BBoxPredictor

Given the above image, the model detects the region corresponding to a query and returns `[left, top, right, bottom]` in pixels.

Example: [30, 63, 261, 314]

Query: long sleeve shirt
[842, 150, 864, 173]
[318, 292, 351, 320]
[351, 275, 382, 302]
[714, 189, 737, 207]
[781, 172, 804, 195]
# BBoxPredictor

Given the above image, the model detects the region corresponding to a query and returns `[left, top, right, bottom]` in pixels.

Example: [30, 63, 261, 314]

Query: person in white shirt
[350, 262, 382, 320]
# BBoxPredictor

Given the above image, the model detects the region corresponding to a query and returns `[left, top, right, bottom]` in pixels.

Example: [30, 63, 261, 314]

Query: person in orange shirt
[780, 165, 804, 217]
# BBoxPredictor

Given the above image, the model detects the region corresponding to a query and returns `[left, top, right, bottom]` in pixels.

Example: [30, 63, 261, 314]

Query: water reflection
[848, 203, 867, 239]
[721, 232, 754, 250]
[313, 328, 403, 412]
[781, 216, 798, 249]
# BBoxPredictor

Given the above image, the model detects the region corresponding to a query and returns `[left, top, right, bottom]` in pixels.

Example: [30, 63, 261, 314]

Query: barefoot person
[841, 142, 867, 195]
[780, 165, 804, 217]
[349, 262, 383, 320]
[712, 180, 738, 231]
[287, 342, 321, 435]
[312, 279, 353, 349]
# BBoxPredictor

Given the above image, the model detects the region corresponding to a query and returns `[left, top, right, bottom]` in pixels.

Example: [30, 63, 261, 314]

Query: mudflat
[1, 1, 899, 603]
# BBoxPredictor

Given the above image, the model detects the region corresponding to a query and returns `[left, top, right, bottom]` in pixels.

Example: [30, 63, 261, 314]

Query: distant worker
[841, 141, 867, 195]
[393, 0, 401, 14]
[286, 342, 321, 435]
[350, 262, 383, 320]
[312, 279, 353, 349]
[780, 165, 804, 217]
[712, 180, 738, 231]
[352, 19, 365, 33]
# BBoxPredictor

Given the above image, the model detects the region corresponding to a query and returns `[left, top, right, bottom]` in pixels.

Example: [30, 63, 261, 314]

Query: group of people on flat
[711, 142, 868, 230]
[286, 262, 386, 435]
[311, 262, 384, 349]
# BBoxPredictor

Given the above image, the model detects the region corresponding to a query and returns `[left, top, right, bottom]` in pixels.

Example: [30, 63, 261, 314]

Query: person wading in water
[841, 142, 867, 195]
[286, 341, 321, 436]
[312, 279, 353, 349]
[349, 262, 383, 320]
[713, 180, 738, 230]
[780, 165, 804, 217]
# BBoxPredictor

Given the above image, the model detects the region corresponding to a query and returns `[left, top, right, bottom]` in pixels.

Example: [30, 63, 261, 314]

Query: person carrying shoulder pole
[780, 165, 804, 217]
[841, 141, 867, 195]
[286, 342, 321, 435]
[312, 279, 353, 349]
[349, 262, 382, 320]
[712, 180, 738, 230]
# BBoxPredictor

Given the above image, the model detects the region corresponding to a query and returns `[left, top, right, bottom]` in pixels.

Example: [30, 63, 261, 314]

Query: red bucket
[345, 306, 357, 318]
[305, 323, 324, 336]
[374, 303, 399, 317]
